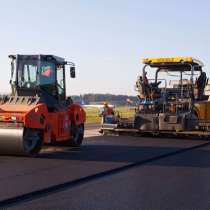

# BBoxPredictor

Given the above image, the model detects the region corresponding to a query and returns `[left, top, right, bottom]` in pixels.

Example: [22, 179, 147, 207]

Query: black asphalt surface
[0, 126, 209, 210]
[13, 144, 210, 210]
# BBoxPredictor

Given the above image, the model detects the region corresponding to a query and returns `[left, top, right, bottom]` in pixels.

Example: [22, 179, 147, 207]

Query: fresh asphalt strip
[0, 141, 209, 209]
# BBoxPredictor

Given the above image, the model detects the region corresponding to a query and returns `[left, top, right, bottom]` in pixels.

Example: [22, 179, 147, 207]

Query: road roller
[101, 57, 210, 137]
[0, 54, 86, 155]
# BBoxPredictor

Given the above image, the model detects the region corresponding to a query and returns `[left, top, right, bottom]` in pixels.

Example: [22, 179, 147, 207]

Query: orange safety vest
[103, 106, 114, 116]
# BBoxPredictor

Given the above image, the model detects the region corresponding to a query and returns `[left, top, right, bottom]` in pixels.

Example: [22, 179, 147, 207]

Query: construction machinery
[101, 57, 210, 136]
[0, 54, 86, 155]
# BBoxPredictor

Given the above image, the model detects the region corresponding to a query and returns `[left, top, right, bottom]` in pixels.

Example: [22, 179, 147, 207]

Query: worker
[100, 102, 115, 124]
[136, 76, 145, 99]
[196, 71, 207, 100]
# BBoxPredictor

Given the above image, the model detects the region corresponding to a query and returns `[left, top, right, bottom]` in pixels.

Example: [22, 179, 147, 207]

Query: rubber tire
[134, 116, 142, 129]
[23, 128, 43, 155]
[70, 124, 84, 147]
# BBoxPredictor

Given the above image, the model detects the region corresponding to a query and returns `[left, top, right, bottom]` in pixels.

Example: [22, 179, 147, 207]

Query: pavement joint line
[0, 141, 210, 209]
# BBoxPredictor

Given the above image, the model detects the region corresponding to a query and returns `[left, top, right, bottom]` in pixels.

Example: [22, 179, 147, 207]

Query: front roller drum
[0, 128, 43, 156]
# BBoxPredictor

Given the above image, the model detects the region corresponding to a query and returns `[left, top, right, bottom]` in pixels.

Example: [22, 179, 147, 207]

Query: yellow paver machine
[101, 57, 210, 137]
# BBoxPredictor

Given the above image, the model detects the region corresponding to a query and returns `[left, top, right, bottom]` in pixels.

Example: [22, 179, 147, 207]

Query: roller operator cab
[0, 55, 86, 155]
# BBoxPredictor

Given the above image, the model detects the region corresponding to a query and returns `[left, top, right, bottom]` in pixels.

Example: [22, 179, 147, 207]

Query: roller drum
[0, 128, 42, 155]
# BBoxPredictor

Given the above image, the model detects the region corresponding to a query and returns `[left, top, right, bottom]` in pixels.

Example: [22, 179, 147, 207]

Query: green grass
[85, 107, 101, 124]
[115, 106, 135, 119]
[85, 106, 135, 124]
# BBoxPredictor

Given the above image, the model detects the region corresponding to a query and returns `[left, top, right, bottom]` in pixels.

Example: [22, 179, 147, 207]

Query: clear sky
[0, 0, 210, 95]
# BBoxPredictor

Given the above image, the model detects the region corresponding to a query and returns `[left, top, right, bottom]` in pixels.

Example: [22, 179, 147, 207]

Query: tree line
[71, 94, 138, 105]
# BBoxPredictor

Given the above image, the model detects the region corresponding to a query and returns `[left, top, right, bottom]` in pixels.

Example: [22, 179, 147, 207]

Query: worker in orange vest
[100, 102, 115, 124]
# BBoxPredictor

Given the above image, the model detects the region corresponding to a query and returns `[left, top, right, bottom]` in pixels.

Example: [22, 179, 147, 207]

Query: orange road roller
[0, 54, 86, 155]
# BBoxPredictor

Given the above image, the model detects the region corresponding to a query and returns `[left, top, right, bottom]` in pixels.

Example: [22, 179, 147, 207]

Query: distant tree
[71, 94, 138, 106]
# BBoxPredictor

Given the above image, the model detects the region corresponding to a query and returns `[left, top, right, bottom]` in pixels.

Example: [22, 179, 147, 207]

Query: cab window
[39, 62, 56, 86]
[17, 60, 38, 88]
[57, 65, 65, 100]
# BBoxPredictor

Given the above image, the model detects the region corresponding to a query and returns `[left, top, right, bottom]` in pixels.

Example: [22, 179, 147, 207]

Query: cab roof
[9, 54, 66, 64]
[142, 57, 204, 68]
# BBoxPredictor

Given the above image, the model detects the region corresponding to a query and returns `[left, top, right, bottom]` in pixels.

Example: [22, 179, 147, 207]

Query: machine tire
[23, 128, 43, 155]
[134, 116, 141, 129]
[70, 124, 84, 147]
[184, 113, 198, 131]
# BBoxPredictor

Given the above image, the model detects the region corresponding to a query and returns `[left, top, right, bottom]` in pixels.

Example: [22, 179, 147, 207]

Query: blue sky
[0, 0, 210, 95]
